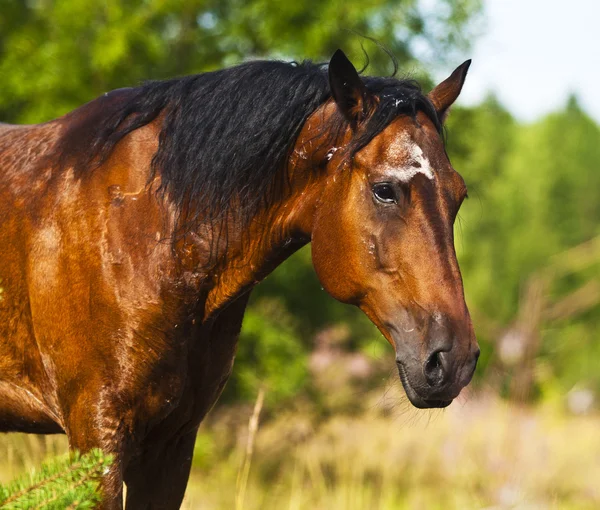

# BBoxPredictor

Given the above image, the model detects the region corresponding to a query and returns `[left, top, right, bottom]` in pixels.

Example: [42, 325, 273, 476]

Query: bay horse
[0, 50, 479, 508]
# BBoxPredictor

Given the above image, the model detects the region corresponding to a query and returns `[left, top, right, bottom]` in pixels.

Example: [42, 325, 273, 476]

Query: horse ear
[428, 60, 471, 123]
[328, 49, 372, 129]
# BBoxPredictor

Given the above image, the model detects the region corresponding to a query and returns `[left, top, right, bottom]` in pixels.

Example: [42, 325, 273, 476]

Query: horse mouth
[396, 362, 453, 409]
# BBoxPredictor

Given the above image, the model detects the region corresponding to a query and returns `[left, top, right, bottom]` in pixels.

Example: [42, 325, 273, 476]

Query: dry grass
[1, 389, 599, 509]
[182, 388, 600, 510]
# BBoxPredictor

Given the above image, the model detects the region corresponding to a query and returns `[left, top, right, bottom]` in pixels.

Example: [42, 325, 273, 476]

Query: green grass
[1, 388, 599, 509]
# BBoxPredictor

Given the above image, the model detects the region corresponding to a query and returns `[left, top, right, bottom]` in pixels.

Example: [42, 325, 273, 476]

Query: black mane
[58, 59, 441, 229]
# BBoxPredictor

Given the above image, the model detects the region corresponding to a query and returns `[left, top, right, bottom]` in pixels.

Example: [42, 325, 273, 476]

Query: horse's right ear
[328, 49, 372, 130]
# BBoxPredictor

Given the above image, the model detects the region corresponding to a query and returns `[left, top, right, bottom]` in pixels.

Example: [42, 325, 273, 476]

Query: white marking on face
[382, 133, 435, 183]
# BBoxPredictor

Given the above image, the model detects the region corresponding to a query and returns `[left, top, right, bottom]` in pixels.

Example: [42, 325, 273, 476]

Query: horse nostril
[424, 350, 447, 387]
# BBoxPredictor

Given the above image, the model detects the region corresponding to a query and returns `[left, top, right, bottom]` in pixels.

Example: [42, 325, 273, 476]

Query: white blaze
[382, 134, 435, 183]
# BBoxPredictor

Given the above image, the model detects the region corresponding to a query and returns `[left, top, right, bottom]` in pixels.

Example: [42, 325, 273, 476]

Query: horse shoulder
[147, 291, 252, 441]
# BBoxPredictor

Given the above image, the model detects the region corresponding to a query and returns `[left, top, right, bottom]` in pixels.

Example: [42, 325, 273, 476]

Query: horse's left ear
[329, 49, 373, 130]
[428, 60, 471, 123]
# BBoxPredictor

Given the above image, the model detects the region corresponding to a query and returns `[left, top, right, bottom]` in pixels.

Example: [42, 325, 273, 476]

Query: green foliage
[0, 0, 481, 124]
[0, 449, 112, 509]
[225, 298, 307, 404]
[448, 96, 600, 397]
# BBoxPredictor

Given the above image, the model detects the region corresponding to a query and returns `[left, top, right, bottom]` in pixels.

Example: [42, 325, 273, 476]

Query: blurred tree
[224, 298, 307, 404]
[0, 0, 482, 123]
[470, 96, 600, 321]
[448, 95, 600, 399]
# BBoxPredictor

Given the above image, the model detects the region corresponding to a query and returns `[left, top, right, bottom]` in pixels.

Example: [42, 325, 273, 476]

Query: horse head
[299, 51, 479, 408]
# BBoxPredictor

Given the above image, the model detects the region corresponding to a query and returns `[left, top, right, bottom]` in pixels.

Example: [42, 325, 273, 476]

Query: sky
[445, 0, 599, 123]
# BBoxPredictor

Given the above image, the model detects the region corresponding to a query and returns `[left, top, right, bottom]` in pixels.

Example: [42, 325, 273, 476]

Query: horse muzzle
[390, 313, 480, 409]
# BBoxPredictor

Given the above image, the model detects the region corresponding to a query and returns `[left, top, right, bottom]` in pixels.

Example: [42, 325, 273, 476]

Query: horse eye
[372, 183, 397, 204]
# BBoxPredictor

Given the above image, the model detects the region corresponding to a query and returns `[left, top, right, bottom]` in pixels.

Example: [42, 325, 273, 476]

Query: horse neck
[200, 181, 315, 319]
[201, 104, 340, 319]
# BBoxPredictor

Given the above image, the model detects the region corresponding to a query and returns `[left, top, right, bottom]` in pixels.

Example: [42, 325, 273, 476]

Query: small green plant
[0, 449, 112, 509]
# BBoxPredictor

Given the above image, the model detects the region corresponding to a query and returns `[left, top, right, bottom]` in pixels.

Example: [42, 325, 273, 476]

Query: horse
[0, 49, 479, 508]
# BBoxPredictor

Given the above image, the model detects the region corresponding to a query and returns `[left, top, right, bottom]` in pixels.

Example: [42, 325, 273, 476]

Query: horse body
[0, 51, 479, 508]
[0, 97, 314, 506]
[0, 115, 244, 499]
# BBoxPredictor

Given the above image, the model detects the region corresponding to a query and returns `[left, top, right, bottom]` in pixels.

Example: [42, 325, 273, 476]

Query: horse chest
[154, 297, 252, 435]
[115, 292, 249, 439]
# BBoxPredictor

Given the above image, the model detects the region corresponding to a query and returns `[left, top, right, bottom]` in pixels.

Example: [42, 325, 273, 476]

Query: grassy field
[1, 386, 599, 510]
